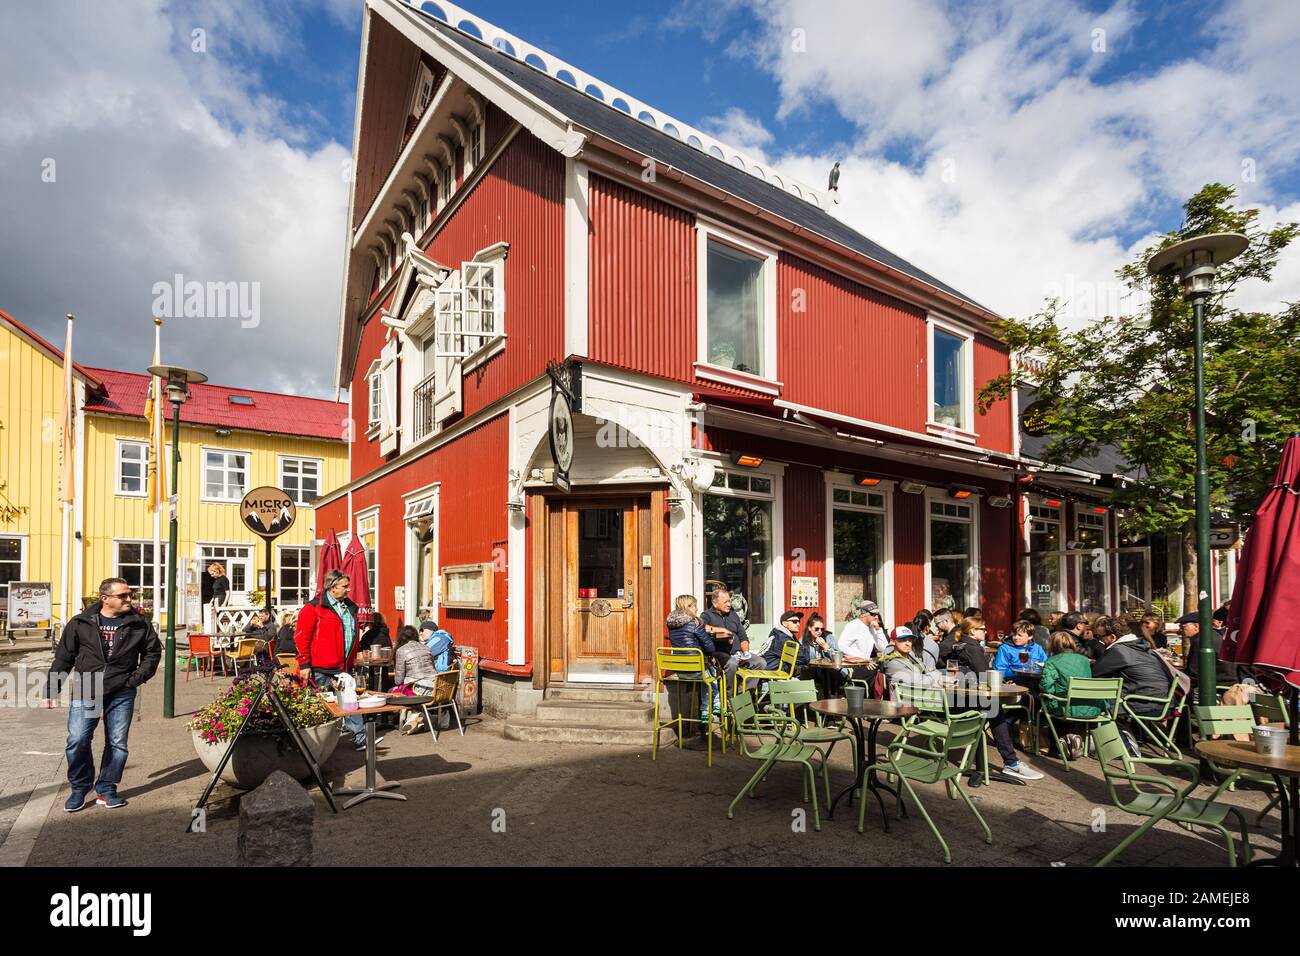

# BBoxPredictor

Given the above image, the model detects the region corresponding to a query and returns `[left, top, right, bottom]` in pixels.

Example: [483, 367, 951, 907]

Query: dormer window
[228, 395, 254, 407]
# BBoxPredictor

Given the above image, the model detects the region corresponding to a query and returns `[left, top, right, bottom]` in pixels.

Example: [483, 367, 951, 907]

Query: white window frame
[1023, 498, 1067, 613]
[694, 455, 785, 629]
[825, 474, 894, 628]
[466, 118, 484, 173]
[198, 542, 255, 597]
[116, 439, 149, 498]
[402, 483, 441, 622]
[278, 455, 323, 508]
[0, 533, 29, 590]
[366, 359, 382, 435]
[276, 544, 313, 610]
[200, 446, 251, 503]
[924, 489, 980, 612]
[1074, 507, 1111, 613]
[356, 507, 379, 603]
[926, 314, 977, 443]
[694, 217, 780, 395]
[113, 539, 168, 608]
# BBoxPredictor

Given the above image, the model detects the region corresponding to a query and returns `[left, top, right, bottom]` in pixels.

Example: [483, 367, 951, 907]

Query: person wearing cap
[1179, 608, 1244, 688]
[762, 610, 803, 670]
[421, 619, 456, 671]
[838, 600, 888, 661]
[992, 620, 1048, 682]
[875, 626, 945, 688]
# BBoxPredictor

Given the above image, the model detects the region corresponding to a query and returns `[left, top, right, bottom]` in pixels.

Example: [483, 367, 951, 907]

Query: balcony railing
[413, 370, 438, 443]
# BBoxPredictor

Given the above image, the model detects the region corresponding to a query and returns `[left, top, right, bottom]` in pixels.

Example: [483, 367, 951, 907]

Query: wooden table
[326, 697, 420, 809]
[1196, 738, 1300, 867]
[810, 698, 917, 830]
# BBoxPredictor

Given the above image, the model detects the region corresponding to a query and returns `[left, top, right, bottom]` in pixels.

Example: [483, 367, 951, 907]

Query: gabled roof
[408, 3, 991, 315]
[82, 367, 348, 442]
[0, 308, 104, 391]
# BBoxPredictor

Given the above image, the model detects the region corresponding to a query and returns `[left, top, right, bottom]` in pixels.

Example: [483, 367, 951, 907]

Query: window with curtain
[706, 239, 764, 376]
[932, 327, 967, 427]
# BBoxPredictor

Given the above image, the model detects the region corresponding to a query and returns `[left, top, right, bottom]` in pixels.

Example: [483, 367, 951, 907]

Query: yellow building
[1, 309, 348, 629]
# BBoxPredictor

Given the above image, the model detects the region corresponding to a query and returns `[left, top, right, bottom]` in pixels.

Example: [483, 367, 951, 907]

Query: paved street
[0, 664, 1278, 867]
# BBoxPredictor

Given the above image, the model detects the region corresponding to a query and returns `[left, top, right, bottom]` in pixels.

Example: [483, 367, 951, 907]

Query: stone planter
[192, 719, 341, 790]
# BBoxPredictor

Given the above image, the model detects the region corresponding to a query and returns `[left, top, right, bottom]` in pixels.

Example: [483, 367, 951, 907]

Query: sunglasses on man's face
[109, 591, 132, 600]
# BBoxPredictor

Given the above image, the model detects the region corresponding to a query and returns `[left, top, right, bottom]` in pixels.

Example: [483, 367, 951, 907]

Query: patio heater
[1146, 233, 1247, 712]
[147, 363, 208, 719]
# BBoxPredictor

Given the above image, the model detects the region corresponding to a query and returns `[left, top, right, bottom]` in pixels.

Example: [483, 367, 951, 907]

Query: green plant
[249, 590, 266, 608]
[187, 674, 334, 744]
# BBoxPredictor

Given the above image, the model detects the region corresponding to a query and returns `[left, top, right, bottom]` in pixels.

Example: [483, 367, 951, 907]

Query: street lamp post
[1147, 233, 1247, 713]
[147, 364, 207, 719]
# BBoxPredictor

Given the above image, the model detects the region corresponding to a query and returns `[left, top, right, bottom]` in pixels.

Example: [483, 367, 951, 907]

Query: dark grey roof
[420, 13, 991, 315]
[1017, 386, 1136, 478]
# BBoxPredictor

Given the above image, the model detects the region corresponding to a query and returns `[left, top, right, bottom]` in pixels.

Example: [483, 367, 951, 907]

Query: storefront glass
[929, 499, 973, 610]
[1076, 512, 1108, 614]
[832, 487, 886, 625]
[1027, 504, 1063, 612]
[703, 491, 773, 628]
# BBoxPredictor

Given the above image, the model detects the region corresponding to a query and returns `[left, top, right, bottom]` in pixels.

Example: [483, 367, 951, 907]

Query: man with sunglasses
[46, 577, 161, 811]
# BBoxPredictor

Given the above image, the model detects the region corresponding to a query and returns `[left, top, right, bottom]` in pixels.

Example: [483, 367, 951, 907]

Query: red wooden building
[315, 0, 1031, 715]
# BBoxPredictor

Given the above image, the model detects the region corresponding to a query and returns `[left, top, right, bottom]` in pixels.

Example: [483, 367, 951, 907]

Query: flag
[56, 315, 75, 504]
[146, 319, 168, 510]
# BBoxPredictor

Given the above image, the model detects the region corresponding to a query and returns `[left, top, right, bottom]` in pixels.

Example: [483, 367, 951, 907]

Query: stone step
[502, 718, 654, 746]
[544, 684, 656, 703]
[533, 699, 655, 727]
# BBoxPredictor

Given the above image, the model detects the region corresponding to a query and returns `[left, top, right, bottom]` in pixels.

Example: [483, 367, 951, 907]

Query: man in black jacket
[45, 578, 162, 812]
[1091, 631, 1172, 715]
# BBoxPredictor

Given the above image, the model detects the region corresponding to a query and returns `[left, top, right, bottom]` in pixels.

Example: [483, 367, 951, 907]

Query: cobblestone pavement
[0, 667, 1279, 867]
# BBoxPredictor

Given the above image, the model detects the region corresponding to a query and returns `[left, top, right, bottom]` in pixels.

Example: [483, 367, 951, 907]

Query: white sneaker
[1003, 761, 1044, 781]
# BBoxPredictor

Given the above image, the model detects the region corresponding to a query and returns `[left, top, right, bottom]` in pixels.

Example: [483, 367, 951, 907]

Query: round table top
[1195, 739, 1300, 777]
[326, 697, 416, 717]
[810, 698, 918, 720]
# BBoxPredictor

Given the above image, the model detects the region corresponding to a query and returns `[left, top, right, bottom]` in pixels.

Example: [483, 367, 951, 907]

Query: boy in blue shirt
[993, 620, 1047, 681]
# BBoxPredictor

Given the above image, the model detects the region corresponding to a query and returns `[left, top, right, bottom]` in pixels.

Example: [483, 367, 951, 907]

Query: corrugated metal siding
[782, 465, 826, 619]
[344, 413, 511, 665]
[350, 289, 397, 482]
[778, 253, 928, 432]
[892, 489, 927, 618]
[588, 174, 696, 380]
[980, 501, 1014, 634]
[421, 130, 564, 419]
[973, 335, 1013, 454]
[352, 16, 421, 231]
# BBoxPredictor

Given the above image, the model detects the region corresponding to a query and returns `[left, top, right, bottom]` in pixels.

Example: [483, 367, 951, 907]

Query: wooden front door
[565, 499, 638, 681]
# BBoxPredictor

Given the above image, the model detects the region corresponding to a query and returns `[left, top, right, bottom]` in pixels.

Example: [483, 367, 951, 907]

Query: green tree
[979, 184, 1300, 612]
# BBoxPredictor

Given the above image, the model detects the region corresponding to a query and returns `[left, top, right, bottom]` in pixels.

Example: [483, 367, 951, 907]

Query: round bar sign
[240, 486, 297, 539]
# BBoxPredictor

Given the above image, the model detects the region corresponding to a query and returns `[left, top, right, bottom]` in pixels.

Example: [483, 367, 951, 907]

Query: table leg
[333, 714, 405, 809]
[827, 717, 866, 819]
[864, 718, 901, 827]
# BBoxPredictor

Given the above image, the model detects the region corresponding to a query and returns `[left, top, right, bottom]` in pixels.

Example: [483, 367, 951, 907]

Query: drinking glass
[1019, 650, 1030, 666]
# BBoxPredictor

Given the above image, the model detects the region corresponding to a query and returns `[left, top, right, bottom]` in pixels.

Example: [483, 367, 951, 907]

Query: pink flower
[237, 707, 249, 716]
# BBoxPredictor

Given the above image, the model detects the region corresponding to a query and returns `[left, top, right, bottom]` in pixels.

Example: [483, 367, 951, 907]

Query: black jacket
[1091, 636, 1172, 713]
[363, 622, 392, 649]
[1185, 628, 1246, 687]
[938, 635, 988, 674]
[274, 623, 297, 657]
[48, 603, 162, 700]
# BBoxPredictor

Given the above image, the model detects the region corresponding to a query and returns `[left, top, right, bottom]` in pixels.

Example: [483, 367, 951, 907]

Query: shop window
[1076, 511, 1108, 613]
[831, 485, 887, 626]
[703, 468, 775, 628]
[1026, 502, 1064, 612]
[928, 497, 975, 611]
[0, 536, 24, 590]
[357, 510, 379, 601]
[278, 545, 312, 609]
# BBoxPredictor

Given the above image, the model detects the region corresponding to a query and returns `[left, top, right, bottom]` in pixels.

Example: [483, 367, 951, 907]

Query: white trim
[923, 488, 980, 612]
[1073, 504, 1110, 613]
[196, 542, 256, 597]
[0, 533, 30, 585]
[927, 313, 976, 437]
[824, 474, 895, 628]
[277, 454, 324, 508]
[564, 157, 590, 358]
[402, 486, 440, 628]
[355, 506, 380, 605]
[1023, 495, 1067, 613]
[696, 219, 779, 386]
[115, 438, 149, 498]
[199, 445, 252, 503]
[693, 363, 783, 396]
[772, 398, 1015, 459]
[112, 538, 168, 611]
[276, 542, 314, 610]
[695, 455, 785, 627]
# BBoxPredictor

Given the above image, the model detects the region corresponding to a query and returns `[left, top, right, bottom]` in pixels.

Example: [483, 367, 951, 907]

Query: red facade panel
[587, 174, 697, 379]
[341, 413, 512, 666]
[892, 490, 927, 620]
[419, 130, 564, 419]
[973, 334, 1013, 454]
[349, 288, 397, 481]
[980, 502, 1015, 634]
[782, 465, 827, 621]
[778, 254, 929, 433]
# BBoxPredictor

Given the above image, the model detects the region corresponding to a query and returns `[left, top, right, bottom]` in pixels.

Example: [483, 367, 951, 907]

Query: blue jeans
[66, 687, 136, 796]
[312, 669, 365, 745]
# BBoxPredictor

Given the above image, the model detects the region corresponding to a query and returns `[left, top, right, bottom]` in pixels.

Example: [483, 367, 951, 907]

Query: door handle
[624, 581, 634, 609]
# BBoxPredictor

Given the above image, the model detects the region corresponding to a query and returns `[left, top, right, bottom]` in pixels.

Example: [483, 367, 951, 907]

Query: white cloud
[672, 0, 1300, 326]
[0, 0, 352, 397]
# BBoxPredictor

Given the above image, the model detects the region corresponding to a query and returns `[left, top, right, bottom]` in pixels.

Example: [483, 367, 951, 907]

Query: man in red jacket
[295, 570, 371, 750]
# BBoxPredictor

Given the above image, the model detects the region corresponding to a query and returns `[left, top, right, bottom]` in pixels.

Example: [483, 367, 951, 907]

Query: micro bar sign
[240, 486, 297, 539]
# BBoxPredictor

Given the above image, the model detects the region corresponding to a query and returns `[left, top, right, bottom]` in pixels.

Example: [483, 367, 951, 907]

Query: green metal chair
[1037, 677, 1123, 771]
[1090, 720, 1251, 867]
[1251, 693, 1291, 728]
[726, 691, 827, 831]
[1193, 704, 1282, 826]
[769, 679, 854, 801]
[1121, 679, 1182, 757]
[860, 711, 991, 863]
[894, 682, 992, 787]
[653, 647, 722, 767]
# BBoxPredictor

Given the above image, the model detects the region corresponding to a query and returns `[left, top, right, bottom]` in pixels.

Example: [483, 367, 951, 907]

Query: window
[461, 259, 504, 349]
[280, 456, 322, 506]
[1076, 510, 1109, 613]
[1026, 502, 1065, 612]
[114, 541, 167, 604]
[357, 510, 378, 602]
[0, 536, 25, 590]
[366, 360, 382, 429]
[228, 395, 254, 407]
[928, 497, 976, 611]
[703, 467, 776, 629]
[202, 448, 248, 502]
[830, 483, 888, 627]
[201, 544, 253, 594]
[706, 239, 765, 375]
[278, 546, 312, 609]
[439, 163, 453, 207]
[468, 120, 484, 168]
[442, 563, 493, 609]
[117, 440, 148, 496]
[932, 327, 968, 428]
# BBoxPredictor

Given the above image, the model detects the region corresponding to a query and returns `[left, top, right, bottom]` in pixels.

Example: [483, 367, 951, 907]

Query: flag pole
[58, 314, 75, 626]
[151, 318, 164, 631]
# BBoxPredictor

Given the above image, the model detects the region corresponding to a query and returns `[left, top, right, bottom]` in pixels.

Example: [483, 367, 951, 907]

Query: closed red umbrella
[341, 534, 373, 624]
[315, 529, 343, 601]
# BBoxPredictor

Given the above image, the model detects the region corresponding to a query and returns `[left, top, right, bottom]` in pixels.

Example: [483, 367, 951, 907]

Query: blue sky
[2, 0, 1297, 397]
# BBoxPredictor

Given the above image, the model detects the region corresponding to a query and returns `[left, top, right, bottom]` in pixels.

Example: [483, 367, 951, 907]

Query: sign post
[7, 582, 54, 645]
[240, 486, 297, 612]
